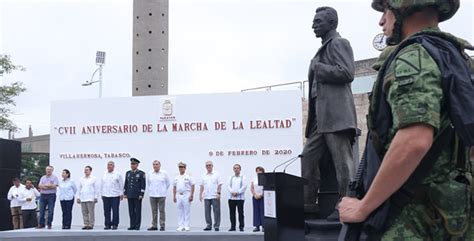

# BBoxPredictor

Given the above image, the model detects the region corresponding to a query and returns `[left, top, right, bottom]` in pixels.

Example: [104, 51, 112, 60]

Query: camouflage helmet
[371, 0, 459, 22]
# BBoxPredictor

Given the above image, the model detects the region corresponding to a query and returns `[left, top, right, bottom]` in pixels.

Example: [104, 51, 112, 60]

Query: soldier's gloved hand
[94, 198, 98, 203]
[173, 196, 177, 203]
[138, 196, 143, 200]
[189, 195, 193, 202]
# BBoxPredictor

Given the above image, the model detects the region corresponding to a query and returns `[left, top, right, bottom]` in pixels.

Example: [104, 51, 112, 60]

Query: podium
[258, 172, 307, 241]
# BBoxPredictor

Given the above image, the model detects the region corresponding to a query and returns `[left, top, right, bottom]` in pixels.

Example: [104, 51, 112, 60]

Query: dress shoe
[82, 226, 88, 230]
[134, 227, 140, 230]
[326, 209, 340, 222]
[128, 227, 136, 230]
[148, 227, 158, 231]
[203, 227, 212, 231]
[47, 225, 52, 229]
[36, 225, 45, 229]
[214, 228, 219, 231]
[65, 226, 71, 230]
[253, 227, 260, 232]
[176, 226, 184, 231]
[228, 228, 236, 231]
[62, 226, 65, 230]
[159, 227, 165, 231]
[88, 226, 94, 230]
[239, 227, 244, 232]
[111, 226, 117, 230]
[184, 227, 190, 231]
[104, 226, 111, 230]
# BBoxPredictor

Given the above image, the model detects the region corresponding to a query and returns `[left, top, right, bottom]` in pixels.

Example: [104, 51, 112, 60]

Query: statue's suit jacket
[306, 30, 357, 138]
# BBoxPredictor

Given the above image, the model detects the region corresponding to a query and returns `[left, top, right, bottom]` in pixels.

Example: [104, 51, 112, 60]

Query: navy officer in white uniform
[173, 162, 195, 231]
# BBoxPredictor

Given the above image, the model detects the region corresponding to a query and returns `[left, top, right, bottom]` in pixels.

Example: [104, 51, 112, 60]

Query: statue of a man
[301, 6, 357, 221]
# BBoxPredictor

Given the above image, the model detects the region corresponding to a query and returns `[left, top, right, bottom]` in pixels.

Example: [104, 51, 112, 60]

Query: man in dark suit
[301, 6, 357, 221]
[124, 158, 146, 230]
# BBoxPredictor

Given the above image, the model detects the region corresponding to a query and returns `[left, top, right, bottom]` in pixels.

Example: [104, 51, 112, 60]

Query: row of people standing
[7, 166, 69, 229]
[7, 158, 265, 232]
[7, 178, 41, 228]
[6, 166, 61, 229]
[139, 159, 265, 232]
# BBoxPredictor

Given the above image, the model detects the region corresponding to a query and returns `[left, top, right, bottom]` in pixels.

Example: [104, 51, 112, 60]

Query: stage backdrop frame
[50, 90, 302, 228]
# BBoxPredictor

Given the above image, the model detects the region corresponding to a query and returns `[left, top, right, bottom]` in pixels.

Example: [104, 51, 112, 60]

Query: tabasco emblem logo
[160, 99, 176, 121]
[163, 100, 173, 116]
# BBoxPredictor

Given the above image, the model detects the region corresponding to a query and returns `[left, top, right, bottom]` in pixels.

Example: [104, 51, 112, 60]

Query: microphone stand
[283, 154, 303, 173]
[273, 154, 302, 173]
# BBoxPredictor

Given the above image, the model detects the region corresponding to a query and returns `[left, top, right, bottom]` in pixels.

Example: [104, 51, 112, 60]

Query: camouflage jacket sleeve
[385, 43, 443, 132]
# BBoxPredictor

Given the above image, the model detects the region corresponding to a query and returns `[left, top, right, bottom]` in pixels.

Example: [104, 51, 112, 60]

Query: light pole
[82, 51, 105, 98]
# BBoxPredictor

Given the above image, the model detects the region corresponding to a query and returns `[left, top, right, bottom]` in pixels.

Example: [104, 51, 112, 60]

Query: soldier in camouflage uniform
[339, 0, 473, 240]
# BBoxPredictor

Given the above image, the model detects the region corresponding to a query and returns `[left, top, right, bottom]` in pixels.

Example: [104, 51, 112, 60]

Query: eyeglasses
[206, 164, 212, 167]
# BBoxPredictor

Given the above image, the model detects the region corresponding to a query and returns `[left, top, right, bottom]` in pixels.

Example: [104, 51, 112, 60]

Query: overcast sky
[1, 0, 473, 138]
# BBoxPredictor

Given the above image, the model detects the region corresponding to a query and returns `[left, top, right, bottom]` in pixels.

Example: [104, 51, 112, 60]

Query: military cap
[130, 157, 140, 164]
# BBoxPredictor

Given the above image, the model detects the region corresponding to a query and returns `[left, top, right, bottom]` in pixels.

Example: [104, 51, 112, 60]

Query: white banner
[50, 90, 302, 228]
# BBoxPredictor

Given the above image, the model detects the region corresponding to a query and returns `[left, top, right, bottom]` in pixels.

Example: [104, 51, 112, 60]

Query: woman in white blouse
[250, 166, 265, 232]
[58, 169, 77, 230]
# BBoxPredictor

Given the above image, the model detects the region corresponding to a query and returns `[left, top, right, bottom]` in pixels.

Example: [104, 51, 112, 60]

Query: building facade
[132, 0, 169, 96]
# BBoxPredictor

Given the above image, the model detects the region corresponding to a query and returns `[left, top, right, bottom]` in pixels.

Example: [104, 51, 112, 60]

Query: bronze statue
[301, 6, 357, 221]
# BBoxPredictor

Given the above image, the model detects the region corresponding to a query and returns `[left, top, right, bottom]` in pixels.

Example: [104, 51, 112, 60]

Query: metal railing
[241, 81, 307, 99]
[241, 56, 474, 99]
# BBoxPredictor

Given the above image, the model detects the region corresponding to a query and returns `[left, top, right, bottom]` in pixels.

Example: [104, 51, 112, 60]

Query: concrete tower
[132, 0, 169, 96]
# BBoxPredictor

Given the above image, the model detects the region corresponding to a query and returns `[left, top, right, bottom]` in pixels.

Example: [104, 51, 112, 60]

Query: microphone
[273, 154, 302, 173]
[283, 154, 303, 173]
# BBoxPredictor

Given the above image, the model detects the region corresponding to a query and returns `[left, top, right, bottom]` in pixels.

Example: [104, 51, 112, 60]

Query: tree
[21, 153, 49, 185]
[0, 55, 26, 132]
